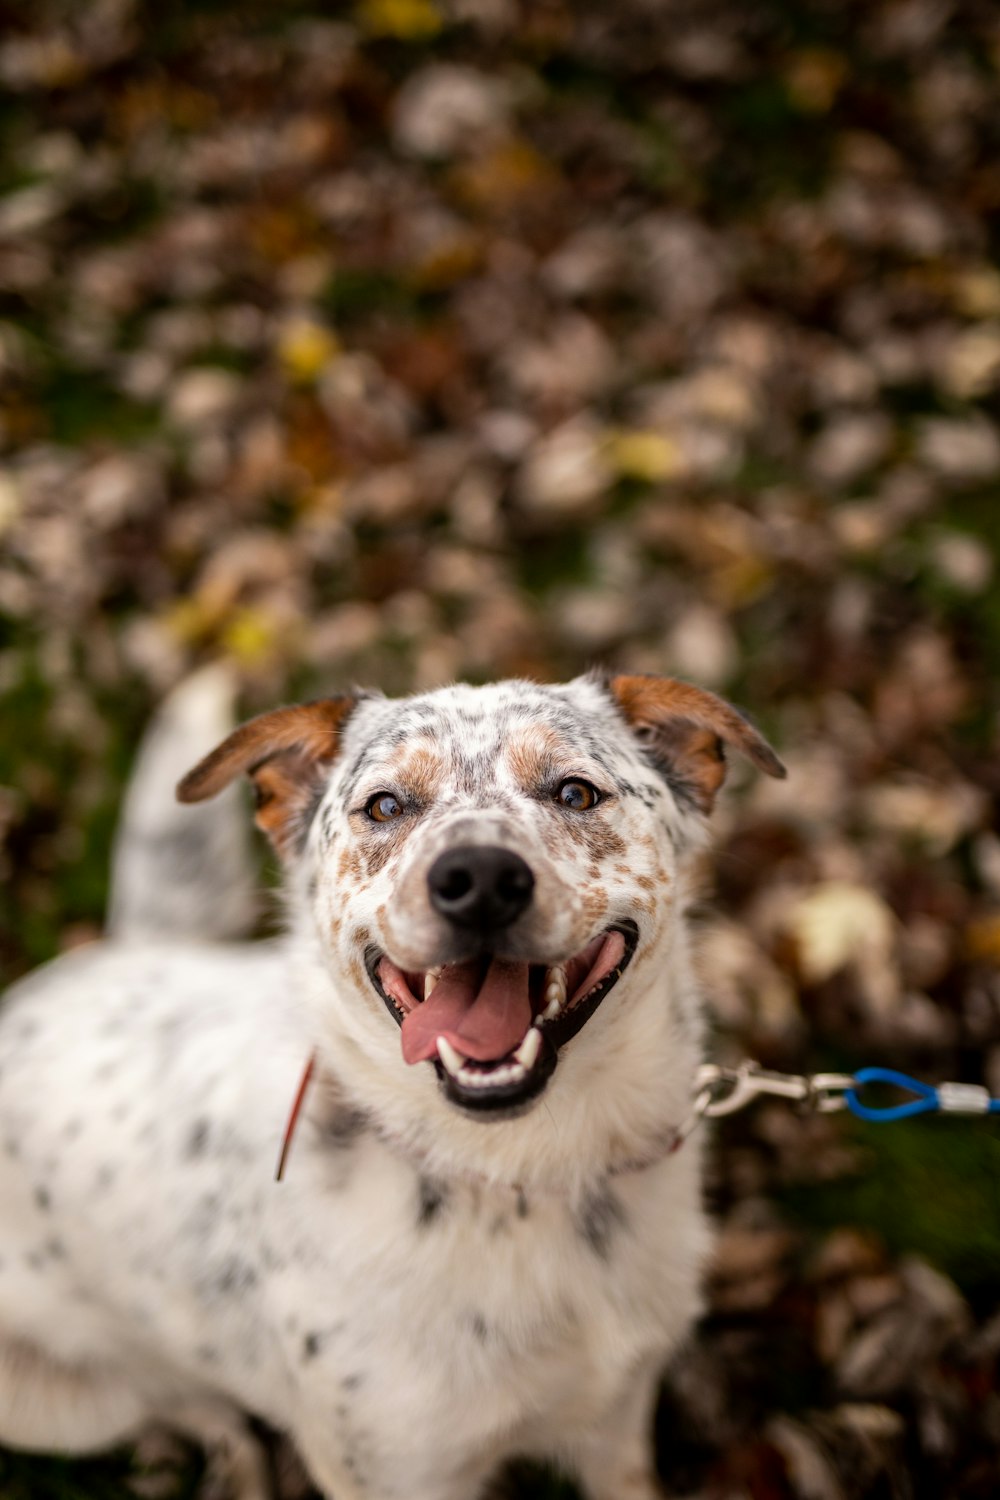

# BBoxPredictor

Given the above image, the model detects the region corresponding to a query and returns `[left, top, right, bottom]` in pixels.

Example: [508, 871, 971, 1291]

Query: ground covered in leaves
[1, 0, 1000, 1496]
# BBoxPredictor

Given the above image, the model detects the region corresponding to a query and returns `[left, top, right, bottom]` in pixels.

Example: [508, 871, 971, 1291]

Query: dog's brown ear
[608, 674, 785, 814]
[177, 697, 355, 854]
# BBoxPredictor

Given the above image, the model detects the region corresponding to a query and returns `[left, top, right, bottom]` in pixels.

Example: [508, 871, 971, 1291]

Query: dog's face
[179, 673, 783, 1131]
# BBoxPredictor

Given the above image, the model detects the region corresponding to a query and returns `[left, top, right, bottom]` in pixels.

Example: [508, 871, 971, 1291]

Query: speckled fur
[0, 672, 773, 1500]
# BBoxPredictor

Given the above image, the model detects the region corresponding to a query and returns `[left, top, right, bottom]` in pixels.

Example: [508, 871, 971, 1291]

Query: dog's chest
[272, 1134, 681, 1448]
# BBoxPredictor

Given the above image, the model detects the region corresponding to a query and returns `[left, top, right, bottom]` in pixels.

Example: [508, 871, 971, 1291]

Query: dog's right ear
[177, 697, 355, 855]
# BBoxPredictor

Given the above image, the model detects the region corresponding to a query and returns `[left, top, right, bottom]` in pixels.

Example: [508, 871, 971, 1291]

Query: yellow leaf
[356, 0, 443, 39]
[221, 607, 284, 665]
[942, 326, 1000, 400]
[409, 232, 485, 290]
[966, 915, 1000, 965]
[950, 265, 1000, 320]
[278, 320, 340, 385]
[163, 596, 221, 645]
[451, 140, 558, 212]
[603, 428, 683, 483]
[0, 474, 20, 538]
[785, 49, 847, 113]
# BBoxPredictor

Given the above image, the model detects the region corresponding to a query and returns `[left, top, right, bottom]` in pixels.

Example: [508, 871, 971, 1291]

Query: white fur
[0, 673, 717, 1500]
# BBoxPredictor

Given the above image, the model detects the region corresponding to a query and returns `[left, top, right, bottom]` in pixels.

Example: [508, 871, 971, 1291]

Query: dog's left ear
[608, 674, 785, 814]
[177, 697, 355, 855]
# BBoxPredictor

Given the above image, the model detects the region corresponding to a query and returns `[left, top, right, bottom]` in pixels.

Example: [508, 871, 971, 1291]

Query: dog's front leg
[566, 1354, 666, 1500]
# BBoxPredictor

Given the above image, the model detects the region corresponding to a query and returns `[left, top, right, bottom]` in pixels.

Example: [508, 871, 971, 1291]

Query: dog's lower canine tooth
[436, 1036, 465, 1076]
[515, 1028, 541, 1069]
[424, 969, 441, 1000]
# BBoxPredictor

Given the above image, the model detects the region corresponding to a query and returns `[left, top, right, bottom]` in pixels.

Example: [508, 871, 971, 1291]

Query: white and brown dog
[0, 670, 783, 1500]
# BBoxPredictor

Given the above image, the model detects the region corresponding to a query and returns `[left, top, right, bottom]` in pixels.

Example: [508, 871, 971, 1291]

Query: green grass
[777, 1115, 1000, 1310]
[0, 1445, 201, 1500]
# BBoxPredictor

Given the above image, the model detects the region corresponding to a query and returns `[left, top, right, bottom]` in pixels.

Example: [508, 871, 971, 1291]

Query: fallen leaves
[2, 0, 1000, 1494]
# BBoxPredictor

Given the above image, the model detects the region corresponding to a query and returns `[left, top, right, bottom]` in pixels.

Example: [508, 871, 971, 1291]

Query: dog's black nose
[427, 846, 535, 932]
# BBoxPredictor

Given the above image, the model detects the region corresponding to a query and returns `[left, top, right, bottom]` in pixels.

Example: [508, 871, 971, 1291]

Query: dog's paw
[129, 1427, 196, 1500]
[591, 1474, 666, 1500]
[196, 1432, 272, 1500]
[165, 1403, 273, 1500]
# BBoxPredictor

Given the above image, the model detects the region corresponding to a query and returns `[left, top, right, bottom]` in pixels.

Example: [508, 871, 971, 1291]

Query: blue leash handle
[846, 1066, 1000, 1121]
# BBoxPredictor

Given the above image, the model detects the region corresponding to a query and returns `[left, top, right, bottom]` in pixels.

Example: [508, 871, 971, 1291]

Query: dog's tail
[107, 664, 257, 943]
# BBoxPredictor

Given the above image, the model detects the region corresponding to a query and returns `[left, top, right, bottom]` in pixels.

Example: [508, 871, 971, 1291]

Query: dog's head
[179, 674, 783, 1160]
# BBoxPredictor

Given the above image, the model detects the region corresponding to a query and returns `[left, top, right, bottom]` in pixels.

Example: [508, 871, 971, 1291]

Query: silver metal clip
[693, 1061, 811, 1118]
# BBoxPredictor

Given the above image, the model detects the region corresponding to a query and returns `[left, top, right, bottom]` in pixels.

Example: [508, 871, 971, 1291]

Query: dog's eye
[366, 792, 404, 823]
[556, 779, 600, 812]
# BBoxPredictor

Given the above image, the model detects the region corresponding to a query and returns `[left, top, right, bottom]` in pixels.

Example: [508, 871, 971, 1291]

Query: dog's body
[0, 672, 783, 1499]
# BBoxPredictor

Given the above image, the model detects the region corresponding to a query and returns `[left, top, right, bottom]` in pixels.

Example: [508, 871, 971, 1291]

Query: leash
[674, 1060, 1000, 1148]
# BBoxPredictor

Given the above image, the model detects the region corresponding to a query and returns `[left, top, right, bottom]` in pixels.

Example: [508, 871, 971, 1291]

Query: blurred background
[1, 0, 1000, 1495]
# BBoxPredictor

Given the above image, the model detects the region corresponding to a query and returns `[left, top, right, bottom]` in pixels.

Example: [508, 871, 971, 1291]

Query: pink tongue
[400, 958, 532, 1065]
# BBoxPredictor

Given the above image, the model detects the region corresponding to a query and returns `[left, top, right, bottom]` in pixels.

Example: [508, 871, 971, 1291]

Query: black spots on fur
[211, 1256, 258, 1298]
[195, 1344, 219, 1365]
[304, 1318, 345, 1366]
[516, 1187, 530, 1219]
[19, 1238, 62, 1271]
[4, 1137, 20, 1160]
[416, 1176, 448, 1227]
[323, 1104, 368, 1149]
[33, 1185, 51, 1212]
[300, 784, 327, 845]
[342, 1371, 364, 1391]
[575, 1186, 627, 1262]
[617, 778, 660, 812]
[342, 1449, 367, 1492]
[469, 1313, 489, 1344]
[95, 1163, 116, 1193]
[321, 804, 337, 846]
[185, 1118, 210, 1159]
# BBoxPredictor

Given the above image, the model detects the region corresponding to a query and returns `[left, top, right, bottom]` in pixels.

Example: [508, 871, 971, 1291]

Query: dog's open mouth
[366, 920, 639, 1114]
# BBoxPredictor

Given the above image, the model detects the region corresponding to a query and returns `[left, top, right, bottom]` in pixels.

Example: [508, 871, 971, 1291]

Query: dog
[0, 668, 784, 1499]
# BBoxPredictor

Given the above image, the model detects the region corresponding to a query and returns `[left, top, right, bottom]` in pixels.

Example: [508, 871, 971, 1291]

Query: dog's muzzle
[367, 884, 640, 1117]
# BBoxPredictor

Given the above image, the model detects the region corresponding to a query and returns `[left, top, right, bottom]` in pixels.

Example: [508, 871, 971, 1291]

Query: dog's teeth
[541, 966, 567, 1021]
[424, 968, 441, 1000]
[436, 1036, 465, 1076]
[457, 1066, 491, 1088]
[452, 1058, 528, 1089]
[515, 1027, 541, 1070]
